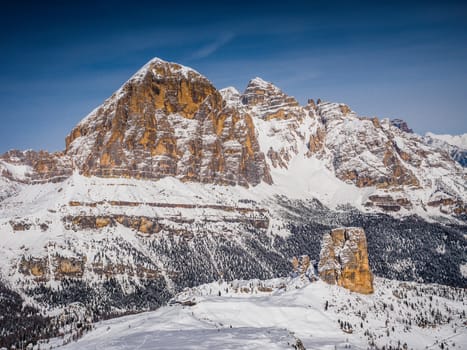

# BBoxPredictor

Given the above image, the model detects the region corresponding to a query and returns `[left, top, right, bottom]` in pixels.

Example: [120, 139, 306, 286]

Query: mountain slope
[426, 132, 467, 149]
[424, 132, 467, 168]
[55, 277, 467, 350]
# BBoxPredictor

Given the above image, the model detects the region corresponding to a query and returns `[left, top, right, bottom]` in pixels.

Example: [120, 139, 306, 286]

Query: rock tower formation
[318, 227, 374, 294]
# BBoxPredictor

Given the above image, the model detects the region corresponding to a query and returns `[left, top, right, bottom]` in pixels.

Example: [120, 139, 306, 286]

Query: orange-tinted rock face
[65, 58, 271, 186]
[19, 256, 84, 280]
[307, 127, 326, 154]
[318, 227, 374, 294]
[19, 257, 48, 279]
[339, 104, 351, 115]
[1, 58, 464, 220]
[19, 254, 160, 281]
[56, 257, 85, 278]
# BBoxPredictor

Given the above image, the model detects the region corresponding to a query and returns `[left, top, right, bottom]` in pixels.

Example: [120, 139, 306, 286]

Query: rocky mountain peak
[246, 77, 280, 92]
[239, 78, 312, 171]
[220, 86, 241, 108]
[63, 58, 271, 186]
[130, 57, 204, 81]
[315, 101, 356, 123]
[241, 77, 300, 118]
[390, 119, 413, 133]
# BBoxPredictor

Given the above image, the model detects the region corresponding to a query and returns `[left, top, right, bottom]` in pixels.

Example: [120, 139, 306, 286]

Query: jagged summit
[130, 57, 206, 85]
[390, 118, 413, 133]
[246, 77, 280, 91]
[72, 58, 212, 130]
[219, 86, 241, 108]
[241, 77, 299, 112]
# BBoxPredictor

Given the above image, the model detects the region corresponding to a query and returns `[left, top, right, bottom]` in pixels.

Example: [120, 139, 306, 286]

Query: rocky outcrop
[291, 255, 317, 281]
[291, 255, 311, 275]
[65, 58, 271, 187]
[19, 257, 48, 280]
[318, 227, 374, 294]
[19, 255, 161, 281]
[9, 219, 49, 231]
[9, 220, 32, 231]
[364, 195, 412, 212]
[427, 195, 467, 215]
[55, 257, 85, 279]
[0, 150, 72, 184]
[390, 119, 413, 133]
[307, 127, 326, 154]
[19, 256, 84, 280]
[63, 211, 269, 236]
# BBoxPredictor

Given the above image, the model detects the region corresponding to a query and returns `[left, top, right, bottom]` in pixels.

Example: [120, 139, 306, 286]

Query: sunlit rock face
[318, 227, 374, 294]
[65, 58, 271, 186]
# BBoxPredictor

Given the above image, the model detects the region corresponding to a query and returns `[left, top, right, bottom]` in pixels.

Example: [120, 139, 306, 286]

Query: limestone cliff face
[64, 58, 271, 186]
[318, 227, 374, 294]
[303, 101, 466, 216]
[311, 102, 420, 189]
[238, 77, 313, 169]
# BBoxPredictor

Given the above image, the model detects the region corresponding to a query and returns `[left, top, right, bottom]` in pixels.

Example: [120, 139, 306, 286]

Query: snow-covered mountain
[0, 58, 466, 348]
[424, 132, 467, 168]
[426, 132, 467, 149]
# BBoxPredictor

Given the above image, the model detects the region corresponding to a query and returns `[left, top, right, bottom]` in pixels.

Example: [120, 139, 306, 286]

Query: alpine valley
[0, 58, 466, 349]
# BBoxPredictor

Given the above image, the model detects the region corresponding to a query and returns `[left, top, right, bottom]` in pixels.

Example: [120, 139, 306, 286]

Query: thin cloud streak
[190, 32, 236, 59]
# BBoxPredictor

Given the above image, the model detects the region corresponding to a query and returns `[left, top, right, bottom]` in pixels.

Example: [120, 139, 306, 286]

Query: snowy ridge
[133, 57, 203, 81]
[249, 77, 281, 92]
[424, 132, 467, 168]
[219, 86, 241, 108]
[426, 132, 467, 149]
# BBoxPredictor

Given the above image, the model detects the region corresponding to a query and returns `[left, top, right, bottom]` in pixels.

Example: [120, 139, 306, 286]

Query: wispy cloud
[190, 32, 235, 59]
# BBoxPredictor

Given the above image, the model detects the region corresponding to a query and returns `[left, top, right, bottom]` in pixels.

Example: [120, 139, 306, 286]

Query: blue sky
[1, 0, 466, 152]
